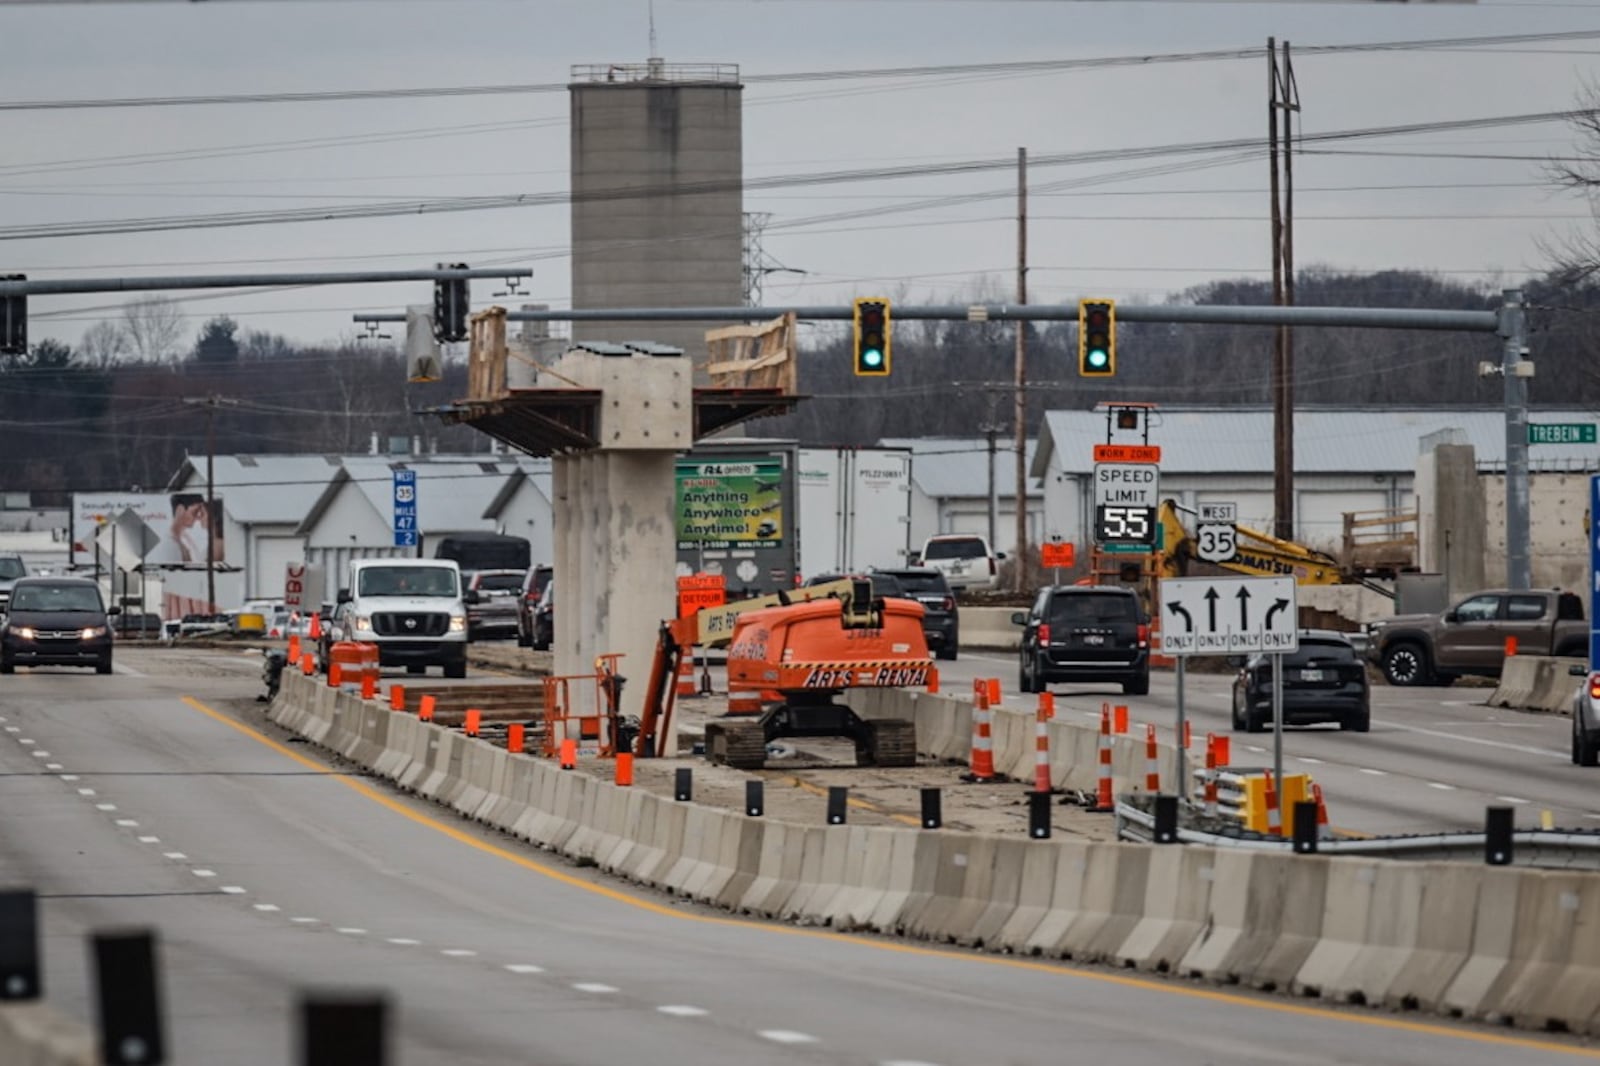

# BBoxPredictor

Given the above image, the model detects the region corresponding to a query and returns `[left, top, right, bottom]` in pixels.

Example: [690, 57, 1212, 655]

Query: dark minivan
[1, 577, 119, 674]
[1014, 585, 1150, 696]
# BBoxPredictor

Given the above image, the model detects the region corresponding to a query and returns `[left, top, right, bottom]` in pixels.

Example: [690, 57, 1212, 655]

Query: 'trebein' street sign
[1159, 575, 1299, 656]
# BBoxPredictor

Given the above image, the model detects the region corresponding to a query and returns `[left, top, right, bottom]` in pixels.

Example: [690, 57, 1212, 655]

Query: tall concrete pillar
[549, 346, 693, 742]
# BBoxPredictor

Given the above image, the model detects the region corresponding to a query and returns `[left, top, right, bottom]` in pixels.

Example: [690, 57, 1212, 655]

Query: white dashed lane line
[1497, 796, 1530, 805]
[336, 928, 367, 936]
[58, 775, 76, 782]
[44, 763, 61, 770]
[386, 938, 421, 946]
[30, 751, 48, 758]
[18, 739, 33, 746]
[220, 887, 246, 895]
[253, 904, 281, 913]
[77, 789, 96, 796]
[441, 949, 477, 958]
[1357, 768, 1388, 776]
[504, 964, 543, 975]
[759, 1030, 819, 1045]
[1427, 782, 1457, 791]
[137, 836, 159, 844]
[94, 804, 117, 812]
[572, 983, 618, 995]
[114, 819, 138, 827]
[162, 852, 187, 861]
[290, 917, 319, 924]
[656, 1005, 709, 1018]
[191, 869, 217, 878]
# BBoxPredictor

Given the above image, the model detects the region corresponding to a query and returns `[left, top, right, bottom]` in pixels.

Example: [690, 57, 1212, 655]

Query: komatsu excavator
[635, 577, 932, 771]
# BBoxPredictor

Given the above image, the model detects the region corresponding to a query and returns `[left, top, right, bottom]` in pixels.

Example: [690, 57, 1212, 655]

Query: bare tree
[79, 320, 129, 368]
[121, 295, 185, 364]
[1543, 78, 1600, 285]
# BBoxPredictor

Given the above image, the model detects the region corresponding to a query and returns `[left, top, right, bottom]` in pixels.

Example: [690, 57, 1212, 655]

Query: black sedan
[1231, 630, 1369, 733]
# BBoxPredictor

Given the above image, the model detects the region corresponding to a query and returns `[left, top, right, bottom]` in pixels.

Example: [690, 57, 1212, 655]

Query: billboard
[674, 457, 785, 552]
[72, 492, 227, 569]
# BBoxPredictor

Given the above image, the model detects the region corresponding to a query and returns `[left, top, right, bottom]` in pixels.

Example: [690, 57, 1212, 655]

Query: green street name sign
[1528, 423, 1597, 445]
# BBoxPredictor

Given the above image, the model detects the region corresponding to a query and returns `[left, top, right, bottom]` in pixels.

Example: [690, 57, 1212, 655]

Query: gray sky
[1, 0, 1597, 350]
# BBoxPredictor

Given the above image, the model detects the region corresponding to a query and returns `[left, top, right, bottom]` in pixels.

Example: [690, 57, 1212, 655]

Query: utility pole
[181, 395, 239, 612]
[1500, 289, 1531, 589]
[1268, 38, 1300, 542]
[983, 424, 1000, 551]
[1013, 146, 1030, 592]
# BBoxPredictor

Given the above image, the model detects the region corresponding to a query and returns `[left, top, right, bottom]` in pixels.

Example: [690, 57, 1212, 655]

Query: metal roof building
[879, 437, 1043, 558]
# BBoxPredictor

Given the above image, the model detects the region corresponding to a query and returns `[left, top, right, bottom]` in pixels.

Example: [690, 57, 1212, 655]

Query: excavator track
[705, 720, 768, 771]
[857, 718, 917, 768]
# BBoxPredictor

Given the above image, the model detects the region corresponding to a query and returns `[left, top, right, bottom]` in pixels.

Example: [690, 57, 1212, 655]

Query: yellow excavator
[1156, 499, 1346, 585]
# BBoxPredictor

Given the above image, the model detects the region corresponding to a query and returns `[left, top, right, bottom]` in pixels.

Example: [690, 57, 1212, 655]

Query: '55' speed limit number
[1196, 522, 1237, 564]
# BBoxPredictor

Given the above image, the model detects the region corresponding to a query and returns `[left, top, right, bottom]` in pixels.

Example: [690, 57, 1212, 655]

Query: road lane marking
[95, 804, 117, 811]
[59, 775, 76, 781]
[3, 727, 17, 733]
[18, 739, 33, 746]
[504, 964, 543, 974]
[1428, 782, 1457, 791]
[1358, 768, 1387, 776]
[179, 693, 1600, 1060]
[881, 1061, 943, 1066]
[30, 751, 48, 758]
[290, 917, 318, 924]
[1297, 757, 1324, 765]
[657, 1005, 709, 1018]
[77, 788, 95, 796]
[573, 983, 617, 994]
[1382, 720, 1566, 760]
[191, 869, 216, 878]
[44, 763, 61, 770]
[254, 904, 280, 912]
[337, 927, 367, 935]
[441, 949, 477, 957]
[759, 1030, 818, 1045]
[162, 852, 186, 860]
[114, 819, 138, 827]
[387, 938, 421, 946]
[137, 836, 159, 844]
[220, 886, 246, 895]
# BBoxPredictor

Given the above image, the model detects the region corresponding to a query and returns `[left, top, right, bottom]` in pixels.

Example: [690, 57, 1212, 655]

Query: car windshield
[888, 572, 948, 596]
[1050, 593, 1137, 626]
[477, 573, 523, 592]
[9, 583, 102, 613]
[1286, 639, 1357, 665]
[922, 538, 987, 561]
[0, 559, 25, 580]
[358, 566, 458, 598]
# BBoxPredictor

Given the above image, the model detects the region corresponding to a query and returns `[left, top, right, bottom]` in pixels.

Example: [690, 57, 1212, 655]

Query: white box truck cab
[328, 558, 469, 678]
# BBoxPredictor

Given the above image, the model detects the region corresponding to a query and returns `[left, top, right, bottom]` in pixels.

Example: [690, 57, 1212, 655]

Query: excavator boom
[1158, 498, 1344, 585]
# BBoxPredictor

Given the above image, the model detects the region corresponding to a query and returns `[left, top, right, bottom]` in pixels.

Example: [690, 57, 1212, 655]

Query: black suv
[1013, 585, 1150, 695]
[872, 567, 958, 660]
[1231, 630, 1370, 733]
[1, 577, 119, 674]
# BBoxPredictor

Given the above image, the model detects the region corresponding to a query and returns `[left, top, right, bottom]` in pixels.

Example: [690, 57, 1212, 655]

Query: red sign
[676, 573, 727, 618]
[1093, 444, 1161, 463]
[1040, 542, 1075, 568]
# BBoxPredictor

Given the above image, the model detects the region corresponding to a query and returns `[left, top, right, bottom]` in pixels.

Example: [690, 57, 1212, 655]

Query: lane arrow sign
[1236, 585, 1251, 629]
[1167, 601, 1193, 633]
[1265, 598, 1290, 628]
[1204, 587, 1219, 632]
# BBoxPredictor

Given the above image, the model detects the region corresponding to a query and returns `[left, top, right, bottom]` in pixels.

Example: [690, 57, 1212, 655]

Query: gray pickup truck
[1366, 587, 1587, 686]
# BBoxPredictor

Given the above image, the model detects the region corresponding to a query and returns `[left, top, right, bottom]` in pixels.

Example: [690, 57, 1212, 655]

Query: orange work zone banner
[677, 573, 727, 619]
[1092, 444, 1161, 463]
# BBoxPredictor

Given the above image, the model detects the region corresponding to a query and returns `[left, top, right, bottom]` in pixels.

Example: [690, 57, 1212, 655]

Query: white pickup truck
[323, 558, 469, 678]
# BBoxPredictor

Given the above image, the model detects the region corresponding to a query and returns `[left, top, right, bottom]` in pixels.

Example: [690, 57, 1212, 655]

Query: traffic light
[1, 275, 25, 357]
[853, 298, 891, 376]
[432, 263, 469, 344]
[1079, 298, 1116, 376]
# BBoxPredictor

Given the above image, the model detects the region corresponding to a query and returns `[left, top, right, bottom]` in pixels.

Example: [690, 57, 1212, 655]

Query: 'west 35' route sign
[1159, 575, 1298, 655]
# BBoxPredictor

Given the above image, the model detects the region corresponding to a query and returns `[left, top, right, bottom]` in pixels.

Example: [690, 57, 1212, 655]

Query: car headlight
[79, 626, 106, 639]
[449, 614, 467, 633]
[353, 615, 372, 631]
[14, 626, 34, 641]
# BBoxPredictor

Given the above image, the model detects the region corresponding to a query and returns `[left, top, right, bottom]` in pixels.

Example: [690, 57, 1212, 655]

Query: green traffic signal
[853, 298, 892, 376]
[1078, 298, 1116, 376]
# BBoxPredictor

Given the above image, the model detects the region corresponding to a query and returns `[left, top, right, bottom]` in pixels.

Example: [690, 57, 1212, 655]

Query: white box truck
[796, 447, 913, 579]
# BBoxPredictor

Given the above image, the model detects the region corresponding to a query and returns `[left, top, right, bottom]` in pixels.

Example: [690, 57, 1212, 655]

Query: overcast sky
[2, 0, 1597, 351]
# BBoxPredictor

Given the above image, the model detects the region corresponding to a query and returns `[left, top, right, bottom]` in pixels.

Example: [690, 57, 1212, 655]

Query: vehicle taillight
[942, 596, 955, 611]
[1589, 673, 1600, 700]
[1136, 623, 1149, 648]
[1038, 623, 1051, 645]
[989, 557, 997, 575]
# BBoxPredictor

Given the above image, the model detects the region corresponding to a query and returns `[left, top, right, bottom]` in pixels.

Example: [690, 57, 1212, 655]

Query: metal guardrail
[1116, 797, 1600, 869]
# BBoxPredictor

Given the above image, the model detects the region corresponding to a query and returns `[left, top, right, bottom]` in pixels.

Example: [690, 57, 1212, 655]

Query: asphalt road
[0, 647, 1595, 1064]
[942, 649, 1592, 836]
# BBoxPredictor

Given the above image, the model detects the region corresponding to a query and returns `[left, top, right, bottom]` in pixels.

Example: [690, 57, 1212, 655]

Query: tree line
[6, 268, 1598, 500]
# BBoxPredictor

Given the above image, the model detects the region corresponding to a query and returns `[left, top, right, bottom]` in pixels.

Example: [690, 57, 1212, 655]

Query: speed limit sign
[1196, 522, 1237, 564]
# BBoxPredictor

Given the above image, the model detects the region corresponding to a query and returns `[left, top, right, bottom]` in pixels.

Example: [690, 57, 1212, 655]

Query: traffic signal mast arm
[1157, 499, 1344, 585]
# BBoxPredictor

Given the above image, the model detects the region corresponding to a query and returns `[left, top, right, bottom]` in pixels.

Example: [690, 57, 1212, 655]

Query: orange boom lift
[635, 577, 932, 771]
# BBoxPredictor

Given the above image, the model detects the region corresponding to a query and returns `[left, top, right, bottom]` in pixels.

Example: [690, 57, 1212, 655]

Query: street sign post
[1530, 423, 1597, 446]
[1158, 576, 1298, 656]
[1195, 501, 1238, 564]
[392, 470, 418, 550]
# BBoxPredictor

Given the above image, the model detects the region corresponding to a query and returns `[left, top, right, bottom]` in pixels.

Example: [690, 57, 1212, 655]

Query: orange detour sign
[1040, 541, 1075, 568]
[676, 574, 727, 619]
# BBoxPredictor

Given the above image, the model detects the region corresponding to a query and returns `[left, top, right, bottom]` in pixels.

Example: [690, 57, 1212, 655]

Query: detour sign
[677, 574, 727, 618]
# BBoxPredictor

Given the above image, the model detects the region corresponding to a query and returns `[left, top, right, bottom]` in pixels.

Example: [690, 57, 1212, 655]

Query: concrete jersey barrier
[266, 669, 1600, 1039]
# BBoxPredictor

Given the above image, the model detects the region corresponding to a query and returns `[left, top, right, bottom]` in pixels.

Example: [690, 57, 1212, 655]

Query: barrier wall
[0, 1004, 95, 1066]
[958, 607, 1021, 650]
[1489, 654, 1583, 714]
[260, 669, 1600, 1039]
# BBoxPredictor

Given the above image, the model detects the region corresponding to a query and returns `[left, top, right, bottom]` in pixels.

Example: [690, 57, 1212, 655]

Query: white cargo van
[325, 558, 469, 678]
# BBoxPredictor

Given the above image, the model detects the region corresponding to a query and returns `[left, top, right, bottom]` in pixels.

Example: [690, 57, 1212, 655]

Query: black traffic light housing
[1079, 298, 1116, 376]
[853, 298, 891, 376]
[1, 275, 25, 357]
[432, 263, 470, 344]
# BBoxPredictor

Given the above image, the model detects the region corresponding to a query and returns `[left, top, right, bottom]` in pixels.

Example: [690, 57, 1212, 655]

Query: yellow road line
[180, 695, 1599, 1059]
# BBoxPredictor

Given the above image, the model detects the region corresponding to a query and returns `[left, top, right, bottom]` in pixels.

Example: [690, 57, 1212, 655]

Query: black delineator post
[1028, 791, 1051, 839]
[0, 889, 40, 1000]
[674, 767, 692, 802]
[1153, 795, 1179, 844]
[1486, 806, 1514, 866]
[921, 787, 942, 829]
[827, 787, 848, 825]
[745, 779, 764, 817]
[1292, 800, 1318, 854]
[93, 930, 165, 1065]
[301, 994, 387, 1066]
